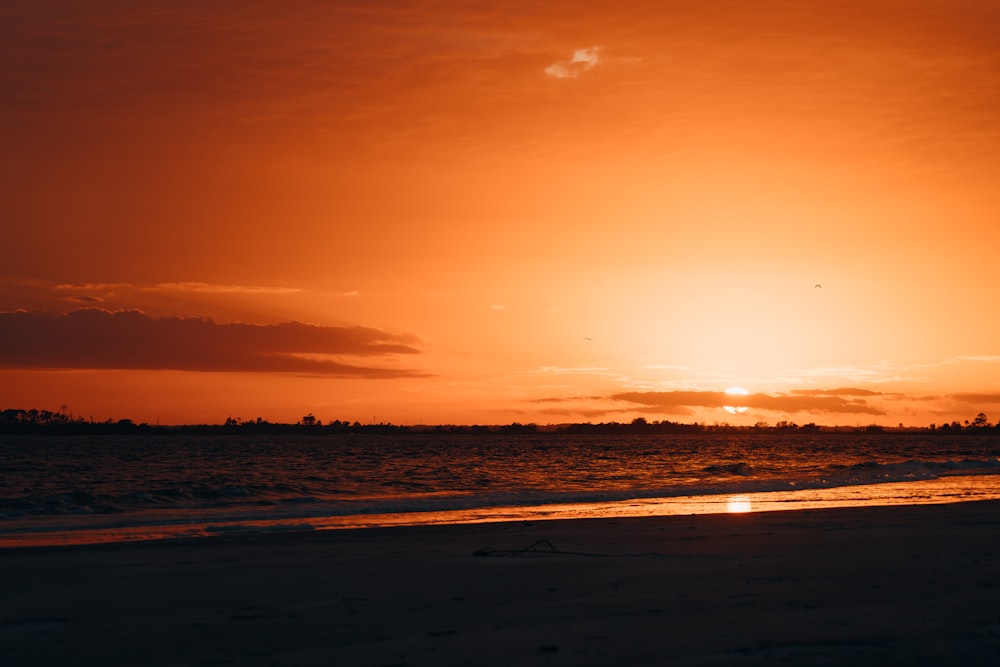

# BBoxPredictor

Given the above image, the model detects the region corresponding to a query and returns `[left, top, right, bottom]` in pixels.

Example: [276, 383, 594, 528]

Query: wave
[839, 457, 1000, 482]
[0, 483, 316, 519]
[4, 456, 998, 524]
[2, 428, 999, 546]
[703, 462, 754, 476]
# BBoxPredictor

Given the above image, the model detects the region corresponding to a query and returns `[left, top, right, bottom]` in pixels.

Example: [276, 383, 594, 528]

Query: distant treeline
[2, 408, 999, 436]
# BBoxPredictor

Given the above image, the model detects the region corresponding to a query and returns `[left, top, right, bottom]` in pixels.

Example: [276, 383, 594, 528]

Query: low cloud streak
[612, 388, 887, 416]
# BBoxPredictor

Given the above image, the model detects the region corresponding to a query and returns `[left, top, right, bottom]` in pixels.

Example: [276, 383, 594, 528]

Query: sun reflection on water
[726, 495, 753, 513]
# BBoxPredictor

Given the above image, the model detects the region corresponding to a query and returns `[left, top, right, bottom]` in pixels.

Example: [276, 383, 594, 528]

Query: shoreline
[3, 500, 1000, 665]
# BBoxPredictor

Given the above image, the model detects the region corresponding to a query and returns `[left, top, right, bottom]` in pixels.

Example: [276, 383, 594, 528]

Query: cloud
[545, 47, 601, 78]
[788, 387, 890, 398]
[55, 281, 304, 295]
[784, 364, 909, 383]
[150, 282, 304, 295]
[529, 394, 639, 420]
[611, 388, 886, 416]
[533, 366, 619, 378]
[531, 395, 605, 403]
[55, 283, 133, 292]
[955, 355, 1000, 364]
[948, 393, 1000, 405]
[538, 406, 632, 419]
[0, 309, 425, 377]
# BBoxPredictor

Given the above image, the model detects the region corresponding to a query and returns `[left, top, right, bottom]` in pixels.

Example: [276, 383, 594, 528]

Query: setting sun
[723, 387, 750, 415]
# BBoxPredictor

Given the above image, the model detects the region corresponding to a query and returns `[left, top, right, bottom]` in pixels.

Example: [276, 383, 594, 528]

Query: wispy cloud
[150, 282, 303, 295]
[531, 395, 605, 403]
[55, 283, 133, 292]
[545, 47, 601, 78]
[530, 394, 637, 420]
[0, 309, 425, 377]
[788, 387, 893, 398]
[779, 363, 917, 385]
[948, 393, 1000, 405]
[955, 355, 1000, 364]
[54, 281, 304, 297]
[534, 366, 611, 376]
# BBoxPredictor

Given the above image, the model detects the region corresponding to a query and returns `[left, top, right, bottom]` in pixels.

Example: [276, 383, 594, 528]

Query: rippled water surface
[3, 431, 999, 545]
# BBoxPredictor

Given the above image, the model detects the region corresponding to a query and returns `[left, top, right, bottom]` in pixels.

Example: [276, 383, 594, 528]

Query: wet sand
[3, 501, 1000, 666]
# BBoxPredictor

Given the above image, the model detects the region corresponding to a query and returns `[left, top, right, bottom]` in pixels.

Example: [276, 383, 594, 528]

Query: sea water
[2, 430, 999, 546]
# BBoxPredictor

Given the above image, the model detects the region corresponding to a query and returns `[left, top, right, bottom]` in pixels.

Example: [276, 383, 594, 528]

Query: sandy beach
[3, 501, 1000, 666]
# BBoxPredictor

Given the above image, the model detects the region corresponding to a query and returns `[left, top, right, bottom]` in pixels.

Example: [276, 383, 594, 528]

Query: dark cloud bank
[0, 309, 425, 377]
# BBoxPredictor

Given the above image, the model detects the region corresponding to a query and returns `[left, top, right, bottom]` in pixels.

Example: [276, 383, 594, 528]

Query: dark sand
[3, 501, 1000, 666]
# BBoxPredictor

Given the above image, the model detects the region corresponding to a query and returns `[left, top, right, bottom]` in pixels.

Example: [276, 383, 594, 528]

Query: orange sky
[2, 1, 999, 426]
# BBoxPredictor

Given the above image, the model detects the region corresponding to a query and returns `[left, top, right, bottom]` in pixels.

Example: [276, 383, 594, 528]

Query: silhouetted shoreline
[3, 407, 998, 436]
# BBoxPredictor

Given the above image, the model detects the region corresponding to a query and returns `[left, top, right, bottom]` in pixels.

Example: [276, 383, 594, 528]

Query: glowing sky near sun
[2, 1, 999, 425]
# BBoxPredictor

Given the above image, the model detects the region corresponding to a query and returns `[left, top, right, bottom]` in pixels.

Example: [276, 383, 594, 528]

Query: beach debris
[473, 539, 669, 558]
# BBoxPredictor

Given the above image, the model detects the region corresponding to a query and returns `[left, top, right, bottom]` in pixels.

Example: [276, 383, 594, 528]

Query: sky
[2, 0, 1000, 426]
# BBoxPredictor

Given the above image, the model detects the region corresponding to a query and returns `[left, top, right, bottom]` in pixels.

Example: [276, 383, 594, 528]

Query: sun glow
[723, 386, 749, 414]
[4, 2, 1000, 428]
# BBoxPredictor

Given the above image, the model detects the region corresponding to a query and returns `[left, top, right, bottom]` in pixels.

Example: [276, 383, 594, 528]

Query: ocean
[2, 430, 999, 547]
